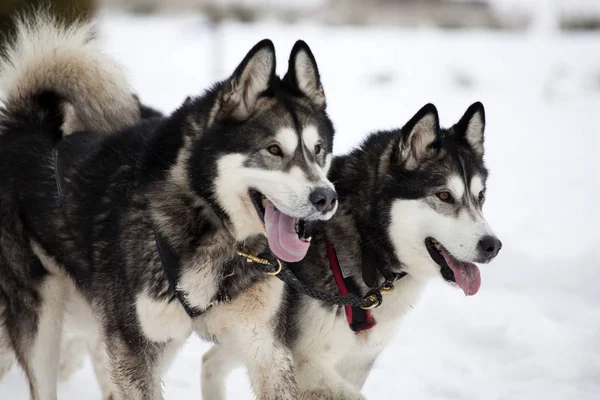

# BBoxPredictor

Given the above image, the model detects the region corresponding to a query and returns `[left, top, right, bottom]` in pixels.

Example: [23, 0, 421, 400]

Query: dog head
[186, 40, 336, 262]
[382, 103, 501, 295]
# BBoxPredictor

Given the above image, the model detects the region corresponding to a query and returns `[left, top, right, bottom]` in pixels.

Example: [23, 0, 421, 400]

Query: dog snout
[478, 235, 502, 261]
[309, 187, 338, 214]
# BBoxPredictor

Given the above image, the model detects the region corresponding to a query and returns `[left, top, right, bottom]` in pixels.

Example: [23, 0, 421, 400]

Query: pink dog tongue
[264, 200, 310, 262]
[440, 247, 481, 296]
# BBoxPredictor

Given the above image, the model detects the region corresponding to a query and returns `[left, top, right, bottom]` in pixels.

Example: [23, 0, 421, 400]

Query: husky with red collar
[201, 102, 502, 399]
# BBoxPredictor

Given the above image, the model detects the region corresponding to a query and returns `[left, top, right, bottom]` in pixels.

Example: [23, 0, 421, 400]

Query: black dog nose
[478, 235, 502, 259]
[309, 187, 338, 214]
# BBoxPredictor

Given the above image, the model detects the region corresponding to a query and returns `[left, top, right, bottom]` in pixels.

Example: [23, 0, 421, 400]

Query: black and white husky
[0, 13, 337, 400]
[201, 103, 503, 399]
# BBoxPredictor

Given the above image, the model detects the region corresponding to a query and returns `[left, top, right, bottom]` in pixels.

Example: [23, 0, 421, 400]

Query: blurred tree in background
[0, 0, 93, 46]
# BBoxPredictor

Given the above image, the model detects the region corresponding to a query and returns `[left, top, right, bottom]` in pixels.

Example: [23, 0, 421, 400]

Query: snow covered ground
[1, 11, 599, 400]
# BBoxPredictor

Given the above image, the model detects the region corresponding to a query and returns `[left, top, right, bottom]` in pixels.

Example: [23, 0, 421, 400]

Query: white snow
[1, 11, 599, 400]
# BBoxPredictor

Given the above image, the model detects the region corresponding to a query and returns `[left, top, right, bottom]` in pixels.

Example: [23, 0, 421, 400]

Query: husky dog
[0, 12, 337, 400]
[201, 103, 502, 399]
[0, 11, 142, 388]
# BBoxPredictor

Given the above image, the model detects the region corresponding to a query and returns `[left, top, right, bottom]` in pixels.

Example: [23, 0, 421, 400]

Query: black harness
[155, 230, 207, 318]
[155, 230, 406, 330]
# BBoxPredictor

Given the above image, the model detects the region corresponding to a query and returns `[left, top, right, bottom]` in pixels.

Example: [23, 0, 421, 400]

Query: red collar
[325, 237, 376, 333]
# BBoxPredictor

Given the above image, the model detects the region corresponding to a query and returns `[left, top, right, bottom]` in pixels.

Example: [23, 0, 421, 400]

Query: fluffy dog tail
[0, 11, 140, 140]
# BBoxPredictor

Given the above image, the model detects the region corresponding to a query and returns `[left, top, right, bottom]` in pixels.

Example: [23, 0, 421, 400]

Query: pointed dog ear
[376, 104, 439, 179]
[210, 39, 276, 124]
[397, 103, 439, 170]
[454, 102, 485, 157]
[283, 40, 326, 110]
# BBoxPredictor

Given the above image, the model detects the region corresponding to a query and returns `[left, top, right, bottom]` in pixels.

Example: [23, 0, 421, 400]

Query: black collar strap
[154, 230, 206, 318]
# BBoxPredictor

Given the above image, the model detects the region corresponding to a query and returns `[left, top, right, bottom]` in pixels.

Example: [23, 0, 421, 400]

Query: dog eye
[267, 145, 283, 157]
[478, 191, 485, 203]
[436, 191, 454, 204]
[314, 143, 323, 156]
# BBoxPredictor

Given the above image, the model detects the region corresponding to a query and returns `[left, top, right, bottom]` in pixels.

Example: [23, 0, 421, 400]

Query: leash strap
[155, 232, 390, 319]
[326, 238, 376, 333]
[240, 251, 384, 310]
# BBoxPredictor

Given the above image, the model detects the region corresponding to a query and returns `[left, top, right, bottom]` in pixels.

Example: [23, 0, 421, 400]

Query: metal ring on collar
[360, 293, 381, 310]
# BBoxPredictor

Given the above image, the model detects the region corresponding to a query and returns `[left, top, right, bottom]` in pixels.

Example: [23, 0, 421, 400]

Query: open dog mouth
[425, 238, 481, 296]
[250, 190, 312, 262]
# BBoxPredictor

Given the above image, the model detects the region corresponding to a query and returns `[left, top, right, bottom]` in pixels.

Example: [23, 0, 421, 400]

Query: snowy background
[1, 3, 600, 399]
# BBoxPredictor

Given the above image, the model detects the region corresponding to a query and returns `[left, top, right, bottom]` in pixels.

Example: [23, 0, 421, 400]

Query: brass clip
[236, 250, 282, 276]
[236, 250, 268, 265]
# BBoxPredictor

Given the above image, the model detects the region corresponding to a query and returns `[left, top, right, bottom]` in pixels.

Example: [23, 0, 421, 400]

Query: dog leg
[87, 336, 117, 400]
[91, 333, 179, 400]
[296, 358, 366, 400]
[105, 333, 183, 400]
[201, 345, 241, 400]
[9, 276, 66, 400]
[233, 329, 296, 400]
[196, 278, 297, 400]
[105, 335, 164, 400]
